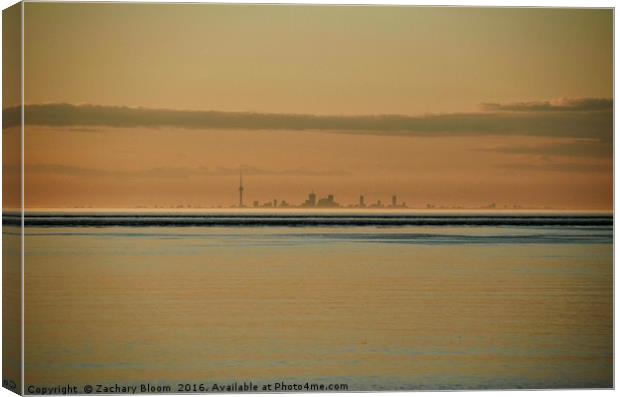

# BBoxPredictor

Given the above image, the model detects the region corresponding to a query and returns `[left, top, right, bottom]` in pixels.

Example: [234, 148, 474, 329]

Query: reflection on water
[23, 223, 612, 390]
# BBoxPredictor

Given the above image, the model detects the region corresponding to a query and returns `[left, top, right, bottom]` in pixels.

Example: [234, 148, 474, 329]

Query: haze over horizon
[3, 4, 612, 210]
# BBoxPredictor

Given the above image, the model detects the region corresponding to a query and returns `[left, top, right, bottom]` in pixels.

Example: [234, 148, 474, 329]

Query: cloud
[478, 140, 612, 159]
[3, 98, 612, 142]
[498, 162, 611, 174]
[480, 97, 612, 112]
[17, 164, 350, 178]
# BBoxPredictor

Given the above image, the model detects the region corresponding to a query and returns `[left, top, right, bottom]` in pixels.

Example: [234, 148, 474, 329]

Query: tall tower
[238, 170, 244, 208]
[309, 191, 316, 206]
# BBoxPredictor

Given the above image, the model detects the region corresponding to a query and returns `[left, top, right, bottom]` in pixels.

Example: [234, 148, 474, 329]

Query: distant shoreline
[2, 207, 613, 216]
[3, 212, 613, 228]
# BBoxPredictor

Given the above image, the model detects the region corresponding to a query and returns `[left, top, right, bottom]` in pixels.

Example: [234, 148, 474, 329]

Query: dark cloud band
[4, 99, 612, 142]
[498, 162, 611, 174]
[480, 98, 612, 112]
[477, 140, 612, 159]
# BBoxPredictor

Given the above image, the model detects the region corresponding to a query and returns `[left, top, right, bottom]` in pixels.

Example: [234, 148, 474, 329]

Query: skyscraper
[317, 194, 339, 208]
[303, 191, 317, 207]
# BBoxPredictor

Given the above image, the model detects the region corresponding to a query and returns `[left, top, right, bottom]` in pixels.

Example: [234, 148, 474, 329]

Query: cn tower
[238, 170, 244, 208]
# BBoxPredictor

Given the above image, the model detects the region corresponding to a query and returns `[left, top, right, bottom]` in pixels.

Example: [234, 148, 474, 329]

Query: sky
[7, 3, 613, 209]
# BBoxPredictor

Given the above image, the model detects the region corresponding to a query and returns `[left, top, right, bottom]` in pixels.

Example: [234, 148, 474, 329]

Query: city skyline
[236, 170, 410, 209]
[34, 170, 565, 211]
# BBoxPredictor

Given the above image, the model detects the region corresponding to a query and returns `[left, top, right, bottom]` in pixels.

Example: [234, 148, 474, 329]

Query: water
[14, 213, 613, 390]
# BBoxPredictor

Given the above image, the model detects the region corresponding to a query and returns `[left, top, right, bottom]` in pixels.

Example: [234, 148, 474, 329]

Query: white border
[0, 1, 615, 397]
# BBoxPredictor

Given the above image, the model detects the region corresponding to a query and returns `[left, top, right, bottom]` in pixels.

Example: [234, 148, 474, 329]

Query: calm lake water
[17, 214, 613, 390]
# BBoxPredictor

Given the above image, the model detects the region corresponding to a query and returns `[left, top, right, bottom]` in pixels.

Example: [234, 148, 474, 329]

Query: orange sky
[4, 4, 614, 210]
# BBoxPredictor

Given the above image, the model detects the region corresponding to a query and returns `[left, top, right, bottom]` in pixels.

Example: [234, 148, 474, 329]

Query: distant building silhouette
[392, 195, 397, 207]
[238, 170, 244, 208]
[317, 194, 339, 208]
[359, 195, 365, 208]
[302, 191, 317, 207]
